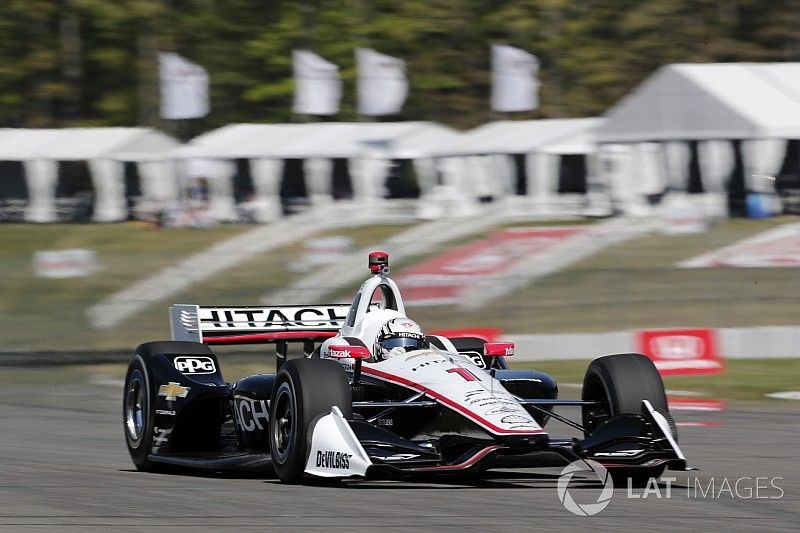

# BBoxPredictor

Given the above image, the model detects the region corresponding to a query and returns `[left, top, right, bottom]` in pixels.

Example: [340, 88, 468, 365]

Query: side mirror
[329, 345, 371, 359]
[484, 342, 514, 358]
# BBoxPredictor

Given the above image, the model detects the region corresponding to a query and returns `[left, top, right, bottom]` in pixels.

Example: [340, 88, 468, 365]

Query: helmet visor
[381, 336, 426, 351]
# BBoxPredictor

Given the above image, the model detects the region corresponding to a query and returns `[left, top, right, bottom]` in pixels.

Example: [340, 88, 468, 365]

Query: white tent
[599, 63, 800, 142]
[597, 63, 800, 217]
[427, 118, 603, 217]
[438, 118, 601, 156]
[0, 128, 180, 222]
[175, 122, 463, 222]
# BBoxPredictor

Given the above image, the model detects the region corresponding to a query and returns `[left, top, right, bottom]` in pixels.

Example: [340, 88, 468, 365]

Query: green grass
[403, 216, 800, 333]
[0, 223, 247, 350]
[1, 217, 798, 351]
[0, 222, 410, 351]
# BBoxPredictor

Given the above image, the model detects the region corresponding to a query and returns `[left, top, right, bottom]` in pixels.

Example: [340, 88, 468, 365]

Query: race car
[123, 251, 689, 485]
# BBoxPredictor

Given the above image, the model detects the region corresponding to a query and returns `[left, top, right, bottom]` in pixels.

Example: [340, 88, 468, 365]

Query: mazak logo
[557, 460, 614, 516]
[174, 356, 216, 374]
[650, 335, 704, 360]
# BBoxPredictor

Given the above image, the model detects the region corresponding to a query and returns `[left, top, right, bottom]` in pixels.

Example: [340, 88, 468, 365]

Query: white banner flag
[491, 45, 540, 112]
[159, 52, 210, 119]
[356, 48, 408, 116]
[293, 50, 342, 116]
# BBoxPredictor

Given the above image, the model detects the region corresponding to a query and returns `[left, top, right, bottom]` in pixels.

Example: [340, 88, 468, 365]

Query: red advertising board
[397, 227, 589, 305]
[637, 328, 723, 376]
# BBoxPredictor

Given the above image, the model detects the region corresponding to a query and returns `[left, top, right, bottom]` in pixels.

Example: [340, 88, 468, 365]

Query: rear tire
[269, 358, 352, 484]
[123, 341, 214, 471]
[581, 353, 675, 486]
[123, 354, 156, 471]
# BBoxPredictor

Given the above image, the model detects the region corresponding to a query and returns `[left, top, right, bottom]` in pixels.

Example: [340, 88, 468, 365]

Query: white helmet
[374, 318, 427, 361]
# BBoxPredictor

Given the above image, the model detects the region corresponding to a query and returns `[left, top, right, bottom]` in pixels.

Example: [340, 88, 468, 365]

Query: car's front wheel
[581, 353, 676, 486]
[269, 358, 352, 484]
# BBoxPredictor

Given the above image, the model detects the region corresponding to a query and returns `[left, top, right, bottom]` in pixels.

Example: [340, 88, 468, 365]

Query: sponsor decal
[382, 453, 419, 461]
[410, 357, 448, 372]
[199, 306, 349, 331]
[315, 450, 352, 470]
[155, 409, 176, 416]
[376, 418, 394, 427]
[638, 329, 723, 376]
[233, 397, 269, 432]
[446, 367, 479, 381]
[391, 331, 422, 339]
[153, 427, 171, 446]
[173, 356, 216, 374]
[158, 382, 190, 401]
[397, 227, 590, 305]
[463, 353, 486, 368]
[592, 450, 643, 457]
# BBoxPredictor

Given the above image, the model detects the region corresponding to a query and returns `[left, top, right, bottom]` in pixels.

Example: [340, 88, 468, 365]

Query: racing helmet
[374, 318, 427, 361]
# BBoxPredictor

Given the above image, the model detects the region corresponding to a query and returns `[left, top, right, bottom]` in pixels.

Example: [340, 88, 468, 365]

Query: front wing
[303, 398, 690, 479]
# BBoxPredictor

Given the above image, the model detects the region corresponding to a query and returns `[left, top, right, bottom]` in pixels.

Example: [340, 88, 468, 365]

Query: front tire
[269, 358, 352, 484]
[581, 353, 675, 486]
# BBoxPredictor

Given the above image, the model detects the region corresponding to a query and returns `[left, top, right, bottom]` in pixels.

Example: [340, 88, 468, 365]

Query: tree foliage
[1, 0, 798, 131]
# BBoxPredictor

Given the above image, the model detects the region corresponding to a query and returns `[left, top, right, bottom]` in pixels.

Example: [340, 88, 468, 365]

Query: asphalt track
[1, 377, 798, 532]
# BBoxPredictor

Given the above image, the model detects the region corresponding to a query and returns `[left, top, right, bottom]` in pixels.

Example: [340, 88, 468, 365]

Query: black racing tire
[269, 358, 352, 484]
[581, 353, 671, 434]
[123, 353, 157, 471]
[582, 353, 676, 487]
[123, 341, 213, 471]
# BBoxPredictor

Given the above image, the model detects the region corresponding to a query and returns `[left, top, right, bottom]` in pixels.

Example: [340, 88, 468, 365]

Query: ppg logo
[174, 356, 216, 374]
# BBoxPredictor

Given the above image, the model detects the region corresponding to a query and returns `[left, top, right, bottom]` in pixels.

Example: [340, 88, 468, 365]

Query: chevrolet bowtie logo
[158, 382, 190, 401]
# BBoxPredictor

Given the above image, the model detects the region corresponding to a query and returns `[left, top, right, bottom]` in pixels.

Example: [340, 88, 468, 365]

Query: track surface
[1, 378, 798, 532]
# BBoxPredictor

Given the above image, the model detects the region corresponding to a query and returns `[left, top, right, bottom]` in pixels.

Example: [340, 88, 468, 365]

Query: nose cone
[368, 350, 548, 438]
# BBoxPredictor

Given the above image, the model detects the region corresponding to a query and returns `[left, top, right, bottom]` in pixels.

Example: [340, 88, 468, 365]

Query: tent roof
[598, 62, 800, 143]
[436, 118, 603, 155]
[177, 121, 462, 160]
[0, 127, 179, 161]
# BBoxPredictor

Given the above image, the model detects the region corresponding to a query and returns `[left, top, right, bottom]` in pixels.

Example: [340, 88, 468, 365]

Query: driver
[374, 318, 428, 361]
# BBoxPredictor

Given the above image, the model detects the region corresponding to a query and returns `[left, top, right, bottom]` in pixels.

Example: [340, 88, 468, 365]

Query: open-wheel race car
[123, 251, 690, 485]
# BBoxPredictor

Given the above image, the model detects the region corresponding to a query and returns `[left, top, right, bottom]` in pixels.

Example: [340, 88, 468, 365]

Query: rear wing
[170, 304, 353, 345]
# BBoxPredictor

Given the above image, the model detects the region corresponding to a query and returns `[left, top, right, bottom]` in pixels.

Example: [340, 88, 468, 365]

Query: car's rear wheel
[581, 353, 676, 486]
[269, 358, 352, 484]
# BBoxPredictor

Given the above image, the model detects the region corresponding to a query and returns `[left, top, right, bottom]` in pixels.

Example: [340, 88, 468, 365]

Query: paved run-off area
[0, 371, 797, 532]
